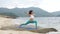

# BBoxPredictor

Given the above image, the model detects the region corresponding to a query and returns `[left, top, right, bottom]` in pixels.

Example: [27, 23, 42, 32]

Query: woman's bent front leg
[20, 21, 30, 26]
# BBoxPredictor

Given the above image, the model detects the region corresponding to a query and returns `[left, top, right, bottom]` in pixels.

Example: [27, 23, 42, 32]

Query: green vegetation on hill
[0, 7, 60, 17]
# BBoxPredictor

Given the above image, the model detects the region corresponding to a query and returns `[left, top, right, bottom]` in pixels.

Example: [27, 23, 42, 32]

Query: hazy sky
[0, 0, 60, 12]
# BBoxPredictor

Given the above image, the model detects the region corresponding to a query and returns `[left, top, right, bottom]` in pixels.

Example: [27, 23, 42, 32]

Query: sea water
[12, 17, 60, 31]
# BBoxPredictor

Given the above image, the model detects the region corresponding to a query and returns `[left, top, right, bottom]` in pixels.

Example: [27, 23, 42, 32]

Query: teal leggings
[20, 20, 37, 29]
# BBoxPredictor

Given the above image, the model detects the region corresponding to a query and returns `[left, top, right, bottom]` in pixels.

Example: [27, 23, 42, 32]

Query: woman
[20, 10, 37, 29]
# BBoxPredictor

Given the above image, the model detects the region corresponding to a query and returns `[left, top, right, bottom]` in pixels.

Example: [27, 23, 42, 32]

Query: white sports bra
[30, 15, 34, 19]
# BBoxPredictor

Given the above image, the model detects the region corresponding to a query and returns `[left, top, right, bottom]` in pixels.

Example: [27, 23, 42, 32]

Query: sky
[0, 0, 60, 12]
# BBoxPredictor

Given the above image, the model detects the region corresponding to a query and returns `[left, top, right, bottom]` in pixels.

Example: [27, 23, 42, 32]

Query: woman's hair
[29, 10, 33, 14]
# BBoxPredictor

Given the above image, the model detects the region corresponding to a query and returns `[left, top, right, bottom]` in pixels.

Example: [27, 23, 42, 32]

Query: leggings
[20, 20, 37, 29]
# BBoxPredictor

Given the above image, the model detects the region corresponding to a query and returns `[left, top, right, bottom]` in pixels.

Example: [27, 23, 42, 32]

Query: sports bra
[30, 15, 34, 19]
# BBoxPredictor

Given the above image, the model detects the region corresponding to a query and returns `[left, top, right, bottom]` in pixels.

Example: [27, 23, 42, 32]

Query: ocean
[12, 17, 60, 31]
